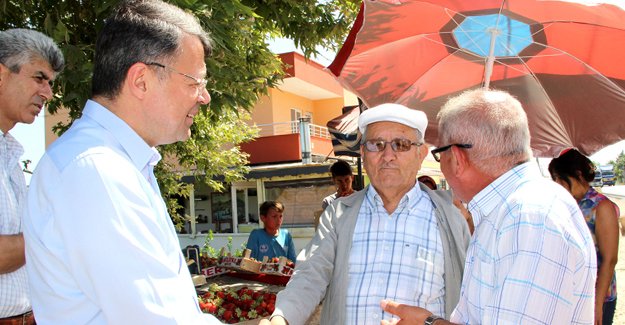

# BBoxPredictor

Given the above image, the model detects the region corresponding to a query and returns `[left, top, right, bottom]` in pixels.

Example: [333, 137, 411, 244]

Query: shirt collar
[468, 161, 538, 225]
[366, 181, 423, 209]
[82, 99, 161, 173]
[0, 132, 24, 167]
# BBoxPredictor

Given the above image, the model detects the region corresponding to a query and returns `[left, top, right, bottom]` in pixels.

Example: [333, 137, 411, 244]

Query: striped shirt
[0, 133, 30, 317]
[346, 183, 445, 324]
[451, 162, 597, 325]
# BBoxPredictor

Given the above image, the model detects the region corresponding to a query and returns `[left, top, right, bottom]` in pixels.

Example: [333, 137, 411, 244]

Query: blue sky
[13, 37, 625, 184]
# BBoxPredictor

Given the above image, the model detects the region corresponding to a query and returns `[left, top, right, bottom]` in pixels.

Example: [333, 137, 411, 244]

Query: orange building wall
[270, 90, 314, 122]
[279, 52, 343, 96]
[250, 94, 275, 126]
[44, 106, 70, 148]
[241, 134, 302, 164]
[312, 97, 347, 126]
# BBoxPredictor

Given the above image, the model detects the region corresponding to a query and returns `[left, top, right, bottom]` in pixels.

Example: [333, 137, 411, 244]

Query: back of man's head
[330, 160, 352, 178]
[437, 89, 532, 176]
[92, 0, 212, 99]
[0, 28, 64, 74]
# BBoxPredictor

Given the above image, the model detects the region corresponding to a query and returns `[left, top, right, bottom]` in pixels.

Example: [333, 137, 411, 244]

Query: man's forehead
[367, 121, 419, 136]
[24, 58, 55, 76]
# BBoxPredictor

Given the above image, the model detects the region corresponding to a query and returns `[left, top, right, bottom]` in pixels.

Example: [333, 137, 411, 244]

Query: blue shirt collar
[468, 161, 539, 226]
[82, 99, 161, 173]
[366, 181, 424, 211]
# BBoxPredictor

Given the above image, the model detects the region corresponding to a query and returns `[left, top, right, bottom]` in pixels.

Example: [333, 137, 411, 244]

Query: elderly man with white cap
[261, 104, 470, 325]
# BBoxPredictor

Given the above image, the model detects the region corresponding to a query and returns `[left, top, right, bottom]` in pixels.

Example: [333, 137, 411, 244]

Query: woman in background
[549, 149, 619, 325]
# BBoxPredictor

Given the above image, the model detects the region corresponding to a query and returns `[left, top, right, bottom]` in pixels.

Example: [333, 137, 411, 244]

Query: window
[290, 108, 301, 133]
[265, 178, 334, 227]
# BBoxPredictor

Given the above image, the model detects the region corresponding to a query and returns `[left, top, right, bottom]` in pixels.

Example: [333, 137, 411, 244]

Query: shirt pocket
[397, 245, 433, 277]
[468, 249, 497, 291]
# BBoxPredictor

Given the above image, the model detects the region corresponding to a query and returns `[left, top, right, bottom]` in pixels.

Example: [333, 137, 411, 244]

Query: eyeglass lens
[364, 139, 417, 152]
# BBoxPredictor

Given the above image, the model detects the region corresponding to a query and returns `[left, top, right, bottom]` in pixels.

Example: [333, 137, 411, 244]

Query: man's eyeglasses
[430, 143, 473, 162]
[363, 138, 422, 152]
[144, 62, 207, 94]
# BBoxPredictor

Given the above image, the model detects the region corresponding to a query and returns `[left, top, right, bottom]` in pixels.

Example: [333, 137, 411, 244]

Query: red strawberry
[222, 310, 232, 322]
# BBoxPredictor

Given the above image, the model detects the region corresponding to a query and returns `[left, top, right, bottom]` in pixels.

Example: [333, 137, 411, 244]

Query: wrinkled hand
[259, 315, 288, 325]
[380, 299, 432, 325]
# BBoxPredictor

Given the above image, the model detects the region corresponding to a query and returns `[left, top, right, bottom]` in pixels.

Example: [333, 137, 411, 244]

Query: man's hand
[259, 315, 288, 325]
[380, 299, 453, 325]
[0, 234, 26, 274]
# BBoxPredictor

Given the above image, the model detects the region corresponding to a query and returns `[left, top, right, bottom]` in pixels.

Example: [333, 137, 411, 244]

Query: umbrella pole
[356, 157, 364, 190]
[483, 28, 499, 89]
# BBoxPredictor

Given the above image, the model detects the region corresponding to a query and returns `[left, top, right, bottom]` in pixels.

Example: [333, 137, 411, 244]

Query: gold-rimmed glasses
[144, 62, 207, 94]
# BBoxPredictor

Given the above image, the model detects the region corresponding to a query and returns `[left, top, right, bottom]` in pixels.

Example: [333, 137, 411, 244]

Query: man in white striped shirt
[264, 104, 470, 325]
[0, 29, 64, 324]
[382, 89, 596, 325]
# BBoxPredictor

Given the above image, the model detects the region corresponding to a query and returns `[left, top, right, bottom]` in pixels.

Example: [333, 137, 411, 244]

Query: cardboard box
[239, 258, 262, 273]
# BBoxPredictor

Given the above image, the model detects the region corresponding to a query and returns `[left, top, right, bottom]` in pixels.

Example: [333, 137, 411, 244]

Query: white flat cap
[358, 103, 428, 141]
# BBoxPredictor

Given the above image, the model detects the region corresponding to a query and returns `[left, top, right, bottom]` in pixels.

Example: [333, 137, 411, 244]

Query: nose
[380, 142, 397, 161]
[41, 82, 53, 101]
[198, 87, 211, 105]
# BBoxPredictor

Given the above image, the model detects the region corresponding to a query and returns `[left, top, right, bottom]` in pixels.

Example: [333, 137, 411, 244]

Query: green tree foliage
[0, 0, 360, 226]
[608, 150, 625, 184]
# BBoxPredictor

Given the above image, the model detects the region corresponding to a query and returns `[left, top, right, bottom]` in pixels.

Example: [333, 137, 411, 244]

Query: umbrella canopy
[328, 0, 625, 157]
[327, 104, 362, 157]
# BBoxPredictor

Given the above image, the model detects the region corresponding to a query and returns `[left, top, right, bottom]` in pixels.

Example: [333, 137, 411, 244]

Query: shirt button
[372, 313, 379, 319]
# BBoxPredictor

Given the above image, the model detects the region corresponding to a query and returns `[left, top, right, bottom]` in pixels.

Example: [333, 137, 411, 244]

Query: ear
[450, 144, 470, 177]
[0, 63, 9, 88]
[125, 62, 151, 100]
[417, 143, 429, 163]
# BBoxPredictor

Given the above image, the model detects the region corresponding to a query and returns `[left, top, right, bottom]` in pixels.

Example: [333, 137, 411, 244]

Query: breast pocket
[468, 250, 497, 291]
[397, 245, 437, 278]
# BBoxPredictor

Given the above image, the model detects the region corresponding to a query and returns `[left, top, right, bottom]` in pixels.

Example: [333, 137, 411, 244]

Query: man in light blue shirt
[382, 89, 596, 325]
[22, 1, 221, 324]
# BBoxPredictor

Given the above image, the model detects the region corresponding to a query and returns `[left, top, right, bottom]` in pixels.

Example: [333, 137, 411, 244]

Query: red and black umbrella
[328, 0, 625, 157]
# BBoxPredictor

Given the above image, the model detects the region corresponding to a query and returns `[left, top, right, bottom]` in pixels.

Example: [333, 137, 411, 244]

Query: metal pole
[299, 117, 312, 164]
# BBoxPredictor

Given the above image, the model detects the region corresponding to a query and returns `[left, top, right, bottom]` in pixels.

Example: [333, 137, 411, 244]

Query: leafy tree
[608, 150, 625, 184]
[0, 0, 360, 227]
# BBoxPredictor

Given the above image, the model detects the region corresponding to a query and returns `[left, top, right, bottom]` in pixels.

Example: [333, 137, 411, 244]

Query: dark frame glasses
[430, 143, 472, 162]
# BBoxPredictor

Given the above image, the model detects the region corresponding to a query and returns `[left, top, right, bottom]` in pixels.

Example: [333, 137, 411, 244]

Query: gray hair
[92, 0, 212, 98]
[0, 29, 64, 73]
[437, 89, 532, 176]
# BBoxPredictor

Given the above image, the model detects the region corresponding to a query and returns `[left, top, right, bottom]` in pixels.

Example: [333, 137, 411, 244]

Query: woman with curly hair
[549, 149, 620, 325]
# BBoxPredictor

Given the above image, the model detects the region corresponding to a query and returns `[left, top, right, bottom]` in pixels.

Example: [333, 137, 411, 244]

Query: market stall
[190, 248, 297, 324]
